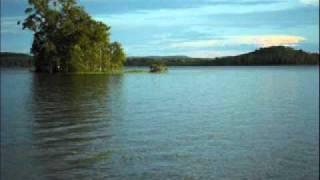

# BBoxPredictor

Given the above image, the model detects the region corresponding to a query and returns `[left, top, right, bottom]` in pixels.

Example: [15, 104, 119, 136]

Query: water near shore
[1, 66, 319, 179]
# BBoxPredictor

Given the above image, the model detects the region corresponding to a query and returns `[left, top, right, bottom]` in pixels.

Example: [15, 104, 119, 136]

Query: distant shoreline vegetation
[1, 46, 319, 68]
[127, 46, 319, 66]
[18, 0, 126, 74]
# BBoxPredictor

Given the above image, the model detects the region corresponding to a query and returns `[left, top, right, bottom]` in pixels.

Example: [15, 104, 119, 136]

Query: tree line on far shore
[126, 46, 319, 66]
[1, 46, 318, 68]
[1, 52, 33, 67]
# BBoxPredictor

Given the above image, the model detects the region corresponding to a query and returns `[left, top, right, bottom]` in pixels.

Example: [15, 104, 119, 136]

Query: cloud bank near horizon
[300, 0, 319, 5]
[170, 35, 305, 49]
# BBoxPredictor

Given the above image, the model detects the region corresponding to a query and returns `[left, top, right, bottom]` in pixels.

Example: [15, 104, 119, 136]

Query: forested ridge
[126, 46, 319, 66]
[1, 46, 318, 68]
[1, 52, 33, 67]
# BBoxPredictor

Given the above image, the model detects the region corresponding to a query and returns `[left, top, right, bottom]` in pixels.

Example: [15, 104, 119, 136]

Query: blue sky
[1, 0, 319, 57]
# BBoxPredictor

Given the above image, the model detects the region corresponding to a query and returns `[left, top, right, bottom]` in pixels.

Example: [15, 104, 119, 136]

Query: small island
[150, 63, 168, 73]
[18, 0, 126, 74]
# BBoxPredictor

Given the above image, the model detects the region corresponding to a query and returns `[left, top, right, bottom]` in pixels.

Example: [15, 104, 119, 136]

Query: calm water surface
[1, 66, 319, 179]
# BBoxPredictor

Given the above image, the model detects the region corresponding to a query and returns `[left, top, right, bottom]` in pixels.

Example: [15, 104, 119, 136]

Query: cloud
[1, 16, 25, 34]
[237, 35, 306, 47]
[1, 0, 317, 56]
[171, 35, 305, 49]
[94, 1, 301, 30]
[300, 0, 319, 5]
[184, 49, 245, 58]
[79, 0, 286, 15]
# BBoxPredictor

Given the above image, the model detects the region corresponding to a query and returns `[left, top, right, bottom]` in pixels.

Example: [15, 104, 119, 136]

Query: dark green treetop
[20, 0, 126, 73]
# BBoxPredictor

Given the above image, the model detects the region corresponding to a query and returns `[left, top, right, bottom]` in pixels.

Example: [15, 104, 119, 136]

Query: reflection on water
[31, 75, 120, 179]
[1, 66, 319, 180]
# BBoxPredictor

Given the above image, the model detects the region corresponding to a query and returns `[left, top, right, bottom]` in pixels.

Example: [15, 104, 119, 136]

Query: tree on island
[19, 0, 126, 73]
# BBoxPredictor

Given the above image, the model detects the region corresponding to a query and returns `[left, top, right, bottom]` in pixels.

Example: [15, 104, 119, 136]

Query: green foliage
[126, 46, 319, 66]
[20, 0, 125, 73]
[2, 46, 318, 68]
[211, 46, 319, 65]
[109, 42, 126, 70]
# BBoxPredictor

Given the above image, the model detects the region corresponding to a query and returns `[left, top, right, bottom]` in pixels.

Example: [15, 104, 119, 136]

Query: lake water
[1, 66, 319, 180]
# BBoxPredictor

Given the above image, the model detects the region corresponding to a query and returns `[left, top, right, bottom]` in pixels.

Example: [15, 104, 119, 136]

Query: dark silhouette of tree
[20, 0, 126, 73]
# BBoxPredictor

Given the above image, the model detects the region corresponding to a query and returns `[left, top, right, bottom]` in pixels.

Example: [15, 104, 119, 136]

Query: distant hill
[126, 46, 319, 66]
[1, 52, 33, 67]
[211, 46, 319, 65]
[1, 46, 319, 68]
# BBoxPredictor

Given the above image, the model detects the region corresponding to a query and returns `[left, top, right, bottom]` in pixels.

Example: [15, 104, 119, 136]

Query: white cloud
[1, 16, 25, 34]
[93, 1, 297, 28]
[300, 0, 319, 5]
[237, 35, 305, 47]
[170, 35, 305, 48]
[171, 39, 221, 48]
[185, 49, 245, 58]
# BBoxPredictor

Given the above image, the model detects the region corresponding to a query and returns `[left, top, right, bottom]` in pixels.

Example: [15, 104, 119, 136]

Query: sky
[1, 0, 319, 57]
